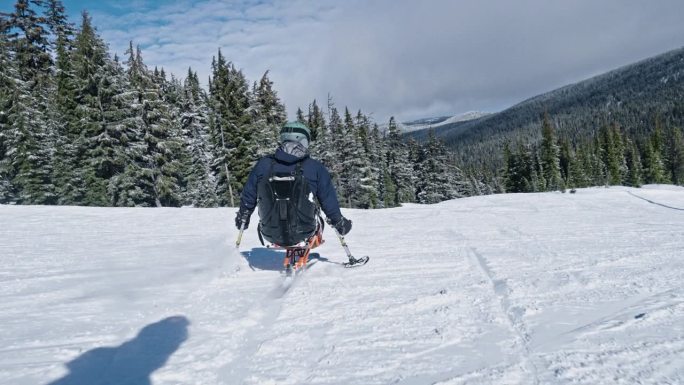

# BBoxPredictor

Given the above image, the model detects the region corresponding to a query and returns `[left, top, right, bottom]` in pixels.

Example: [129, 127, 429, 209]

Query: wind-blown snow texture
[1, 186, 683, 384]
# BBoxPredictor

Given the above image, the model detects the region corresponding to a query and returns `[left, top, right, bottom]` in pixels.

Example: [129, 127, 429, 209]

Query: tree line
[0, 0, 482, 208]
[502, 113, 684, 193]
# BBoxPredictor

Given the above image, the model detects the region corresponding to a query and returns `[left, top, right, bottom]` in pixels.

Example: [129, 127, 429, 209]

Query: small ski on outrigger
[328, 218, 369, 268]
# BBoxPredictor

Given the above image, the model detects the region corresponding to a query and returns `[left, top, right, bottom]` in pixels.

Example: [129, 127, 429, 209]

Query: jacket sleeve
[316, 163, 343, 224]
[239, 159, 265, 211]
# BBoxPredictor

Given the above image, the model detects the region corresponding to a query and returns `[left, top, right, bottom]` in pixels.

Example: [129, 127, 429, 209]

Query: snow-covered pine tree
[589, 135, 608, 186]
[336, 108, 364, 208]
[599, 122, 628, 186]
[503, 142, 520, 192]
[641, 138, 667, 185]
[208, 50, 253, 206]
[178, 68, 217, 207]
[385, 116, 415, 206]
[0, 14, 16, 202]
[112, 43, 186, 207]
[415, 130, 468, 203]
[504, 141, 539, 193]
[663, 123, 684, 185]
[3, 0, 56, 204]
[46, 3, 79, 204]
[559, 137, 571, 186]
[567, 146, 590, 189]
[369, 123, 388, 208]
[326, 106, 343, 194]
[406, 138, 420, 199]
[45, 0, 74, 48]
[307, 99, 325, 142]
[307, 100, 328, 160]
[444, 151, 472, 198]
[53, 11, 110, 205]
[531, 149, 544, 192]
[353, 111, 379, 208]
[295, 107, 305, 124]
[540, 113, 563, 191]
[251, 70, 285, 157]
[625, 140, 643, 187]
[467, 167, 494, 196]
[160, 71, 198, 205]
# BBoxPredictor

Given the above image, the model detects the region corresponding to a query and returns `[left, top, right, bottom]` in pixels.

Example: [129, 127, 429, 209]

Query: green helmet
[280, 122, 311, 146]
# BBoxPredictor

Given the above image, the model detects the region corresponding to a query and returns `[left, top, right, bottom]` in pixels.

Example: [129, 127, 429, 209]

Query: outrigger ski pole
[328, 218, 369, 268]
[235, 220, 246, 248]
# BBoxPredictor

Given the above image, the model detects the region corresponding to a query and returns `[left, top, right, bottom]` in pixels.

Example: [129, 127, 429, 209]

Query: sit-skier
[235, 122, 353, 268]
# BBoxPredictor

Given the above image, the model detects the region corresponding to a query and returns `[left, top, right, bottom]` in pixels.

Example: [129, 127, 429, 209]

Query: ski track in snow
[1, 186, 684, 384]
[467, 246, 539, 385]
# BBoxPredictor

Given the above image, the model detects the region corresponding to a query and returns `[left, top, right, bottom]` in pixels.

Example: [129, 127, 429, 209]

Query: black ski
[343, 256, 369, 268]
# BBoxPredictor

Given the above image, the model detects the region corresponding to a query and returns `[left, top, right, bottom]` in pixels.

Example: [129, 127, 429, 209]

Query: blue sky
[41, 1, 684, 122]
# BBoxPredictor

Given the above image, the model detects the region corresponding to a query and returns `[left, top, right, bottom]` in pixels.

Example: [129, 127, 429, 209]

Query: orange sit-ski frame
[281, 228, 323, 271]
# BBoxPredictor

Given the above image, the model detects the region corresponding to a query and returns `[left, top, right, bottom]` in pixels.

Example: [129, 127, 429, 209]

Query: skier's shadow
[47, 316, 189, 385]
[242, 248, 331, 271]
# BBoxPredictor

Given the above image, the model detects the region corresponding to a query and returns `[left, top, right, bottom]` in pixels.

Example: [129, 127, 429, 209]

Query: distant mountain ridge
[408, 46, 684, 170]
[380, 111, 490, 134]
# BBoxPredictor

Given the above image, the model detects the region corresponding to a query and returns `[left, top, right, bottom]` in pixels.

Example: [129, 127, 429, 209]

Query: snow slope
[399, 111, 490, 133]
[1, 186, 683, 384]
[378, 111, 490, 134]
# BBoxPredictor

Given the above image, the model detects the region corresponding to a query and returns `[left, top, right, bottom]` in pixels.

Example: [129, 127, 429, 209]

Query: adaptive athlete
[235, 122, 357, 269]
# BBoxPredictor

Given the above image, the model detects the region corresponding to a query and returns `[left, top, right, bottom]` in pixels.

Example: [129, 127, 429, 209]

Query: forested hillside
[401, 46, 684, 194]
[0, 0, 483, 209]
[410, 47, 684, 174]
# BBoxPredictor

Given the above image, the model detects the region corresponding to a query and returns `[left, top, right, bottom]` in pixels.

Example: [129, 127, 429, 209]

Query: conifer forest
[1, 1, 683, 209]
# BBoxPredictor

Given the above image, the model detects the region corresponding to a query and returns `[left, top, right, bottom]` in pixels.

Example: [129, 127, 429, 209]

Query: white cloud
[84, 0, 684, 124]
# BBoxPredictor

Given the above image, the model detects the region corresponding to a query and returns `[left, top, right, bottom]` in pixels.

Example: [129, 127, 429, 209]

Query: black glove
[235, 208, 253, 230]
[333, 217, 352, 236]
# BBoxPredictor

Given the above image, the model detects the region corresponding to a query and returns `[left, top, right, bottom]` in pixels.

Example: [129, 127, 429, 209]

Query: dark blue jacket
[239, 148, 343, 224]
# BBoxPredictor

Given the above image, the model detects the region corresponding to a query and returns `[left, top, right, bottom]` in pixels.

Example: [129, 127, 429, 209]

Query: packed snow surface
[1, 186, 683, 384]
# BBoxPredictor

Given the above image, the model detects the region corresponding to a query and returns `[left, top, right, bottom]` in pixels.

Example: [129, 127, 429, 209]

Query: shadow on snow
[241, 248, 332, 271]
[47, 316, 189, 385]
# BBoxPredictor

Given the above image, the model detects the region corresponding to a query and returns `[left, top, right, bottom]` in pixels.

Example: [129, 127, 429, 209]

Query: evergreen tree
[208, 50, 253, 206]
[353, 111, 380, 208]
[250, 71, 285, 157]
[307, 99, 325, 142]
[45, 0, 74, 48]
[589, 135, 608, 186]
[641, 138, 668, 184]
[599, 123, 628, 185]
[369, 123, 388, 207]
[539, 113, 563, 191]
[567, 146, 590, 188]
[415, 130, 468, 203]
[504, 141, 537, 193]
[502, 141, 516, 192]
[295, 107, 305, 123]
[0, 14, 16, 201]
[336, 108, 364, 208]
[307, 99, 328, 159]
[663, 124, 684, 185]
[385, 116, 415, 205]
[53, 11, 112, 205]
[625, 140, 643, 187]
[112, 44, 186, 207]
[179, 68, 217, 207]
[326, 105, 343, 194]
[559, 137, 571, 184]
[3, 0, 56, 204]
